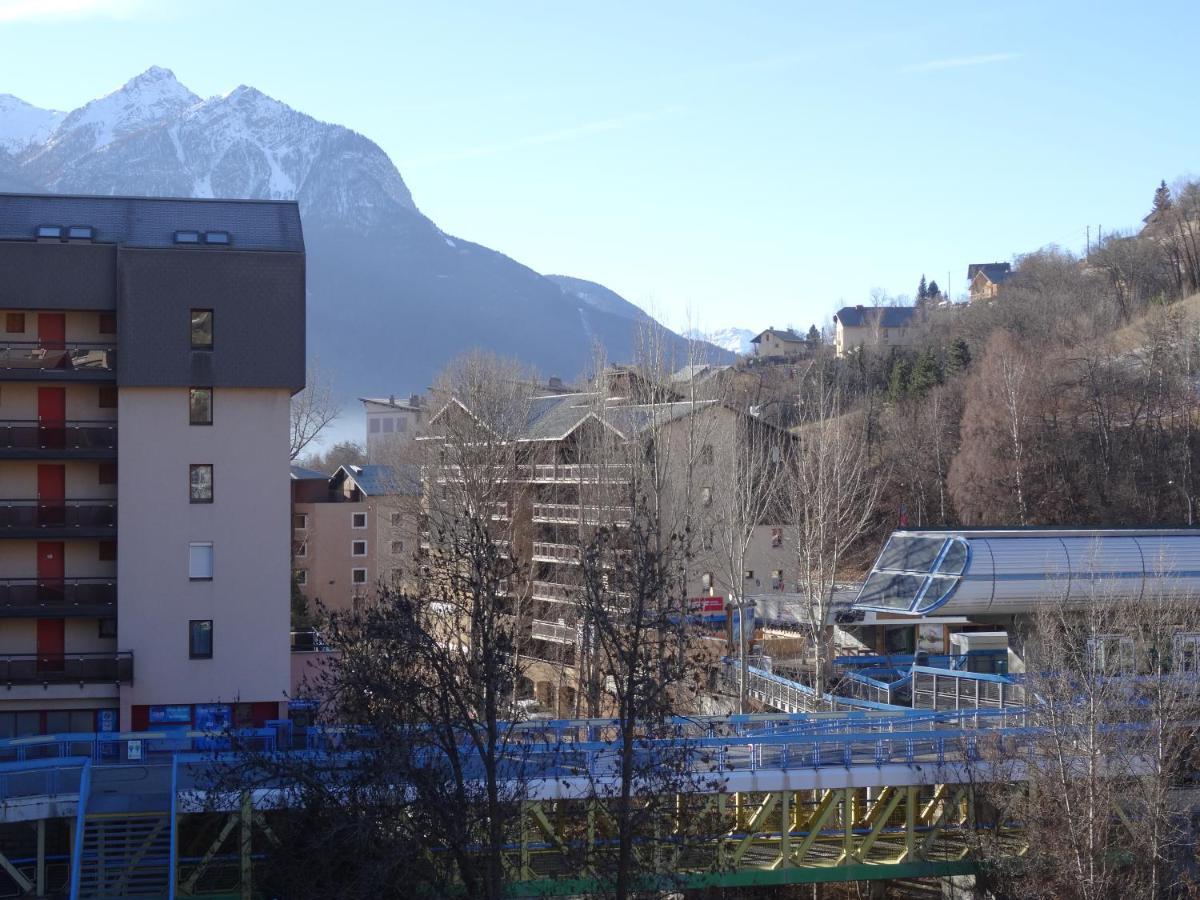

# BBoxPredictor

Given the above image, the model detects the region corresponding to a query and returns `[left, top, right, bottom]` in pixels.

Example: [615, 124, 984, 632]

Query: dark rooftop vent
[66, 225, 95, 242]
[174, 230, 201, 244]
[204, 231, 230, 245]
[35, 225, 62, 240]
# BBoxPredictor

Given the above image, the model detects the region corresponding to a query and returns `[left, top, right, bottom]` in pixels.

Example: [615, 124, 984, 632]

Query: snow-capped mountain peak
[684, 327, 756, 356]
[0, 94, 65, 155]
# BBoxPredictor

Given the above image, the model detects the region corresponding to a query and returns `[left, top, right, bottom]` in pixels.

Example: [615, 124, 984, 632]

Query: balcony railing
[0, 652, 132, 685]
[0, 578, 116, 616]
[531, 619, 577, 644]
[0, 420, 117, 455]
[529, 463, 633, 483]
[0, 500, 116, 534]
[532, 503, 632, 525]
[532, 580, 584, 603]
[531, 541, 581, 564]
[0, 342, 116, 377]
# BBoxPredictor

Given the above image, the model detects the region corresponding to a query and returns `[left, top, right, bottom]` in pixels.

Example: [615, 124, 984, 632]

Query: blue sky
[1, 0, 1197, 335]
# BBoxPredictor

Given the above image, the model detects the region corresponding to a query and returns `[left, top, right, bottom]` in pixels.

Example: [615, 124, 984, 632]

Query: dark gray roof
[967, 262, 1011, 284]
[834, 306, 918, 328]
[752, 328, 804, 344]
[290, 465, 328, 481]
[339, 464, 421, 497]
[0, 192, 303, 253]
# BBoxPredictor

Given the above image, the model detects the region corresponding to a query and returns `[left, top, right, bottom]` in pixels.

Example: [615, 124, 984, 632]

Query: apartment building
[292, 463, 421, 614]
[362, 394, 425, 463]
[0, 193, 304, 736]
[424, 390, 793, 716]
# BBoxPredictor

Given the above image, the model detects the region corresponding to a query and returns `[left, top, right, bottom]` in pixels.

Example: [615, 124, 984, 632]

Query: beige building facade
[833, 305, 920, 357]
[0, 193, 305, 737]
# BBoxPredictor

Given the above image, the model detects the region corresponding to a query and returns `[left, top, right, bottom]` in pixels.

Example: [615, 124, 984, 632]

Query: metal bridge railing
[911, 666, 1024, 710]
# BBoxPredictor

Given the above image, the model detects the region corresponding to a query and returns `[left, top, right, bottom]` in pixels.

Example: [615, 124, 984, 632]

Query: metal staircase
[71, 764, 174, 900]
[76, 813, 171, 898]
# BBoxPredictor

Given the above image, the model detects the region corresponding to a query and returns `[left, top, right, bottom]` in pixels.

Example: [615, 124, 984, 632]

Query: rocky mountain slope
[0, 67, 727, 395]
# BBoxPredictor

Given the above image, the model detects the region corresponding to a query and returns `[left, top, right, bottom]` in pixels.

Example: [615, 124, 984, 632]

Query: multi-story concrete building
[424, 390, 793, 716]
[292, 463, 421, 615]
[361, 394, 425, 463]
[0, 193, 305, 735]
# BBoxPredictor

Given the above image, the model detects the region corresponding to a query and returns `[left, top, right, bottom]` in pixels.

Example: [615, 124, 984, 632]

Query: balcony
[0, 420, 116, 458]
[529, 463, 633, 483]
[531, 541, 581, 564]
[0, 500, 116, 538]
[0, 578, 116, 617]
[0, 342, 116, 380]
[0, 652, 133, 686]
[532, 503, 632, 526]
[531, 618, 577, 644]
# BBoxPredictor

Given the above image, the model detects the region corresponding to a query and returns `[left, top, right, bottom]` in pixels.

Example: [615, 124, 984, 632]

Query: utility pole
[1087, 225, 1090, 258]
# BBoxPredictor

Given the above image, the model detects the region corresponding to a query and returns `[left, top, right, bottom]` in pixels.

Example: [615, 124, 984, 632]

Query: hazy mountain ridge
[684, 326, 756, 355]
[0, 67, 720, 392]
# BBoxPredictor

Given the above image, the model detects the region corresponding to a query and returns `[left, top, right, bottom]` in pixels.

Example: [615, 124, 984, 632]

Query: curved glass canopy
[855, 535, 968, 613]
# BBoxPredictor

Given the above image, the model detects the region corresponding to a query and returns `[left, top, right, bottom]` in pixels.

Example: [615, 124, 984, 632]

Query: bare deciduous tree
[290, 359, 341, 460]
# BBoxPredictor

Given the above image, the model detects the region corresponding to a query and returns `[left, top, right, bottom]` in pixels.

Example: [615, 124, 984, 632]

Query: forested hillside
[803, 179, 1200, 547]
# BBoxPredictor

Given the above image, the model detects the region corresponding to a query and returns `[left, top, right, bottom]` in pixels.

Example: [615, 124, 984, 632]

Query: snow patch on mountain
[0, 95, 65, 155]
[684, 327, 756, 356]
[49, 66, 199, 153]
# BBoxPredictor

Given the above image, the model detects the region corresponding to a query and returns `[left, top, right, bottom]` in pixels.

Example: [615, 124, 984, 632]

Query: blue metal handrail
[67, 757, 91, 900]
[168, 754, 179, 900]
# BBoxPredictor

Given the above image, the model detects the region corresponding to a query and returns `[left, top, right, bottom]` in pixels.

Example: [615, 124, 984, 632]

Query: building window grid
[351, 567, 368, 585]
[352, 540, 368, 557]
[352, 512, 367, 529]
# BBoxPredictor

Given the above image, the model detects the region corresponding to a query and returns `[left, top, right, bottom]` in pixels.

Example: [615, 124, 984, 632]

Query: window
[352, 512, 367, 529]
[396, 417, 407, 433]
[174, 230, 201, 244]
[189, 620, 213, 659]
[98, 463, 117, 485]
[771, 528, 783, 548]
[744, 570, 754, 580]
[190, 309, 213, 349]
[189, 542, 214, 580]
[293, 540, 307, 558]
[1086, 635, 1134, 676]
[293, 513, 308, 530]
[189, 388, 212, 425]
[204, 231, 230, 245]
[701, 486, 712, 506]
[352, 540, 367, 557]
[351, 568, 368, 585]
[390, 540, 404, 554]
[189, 464, 213, 503]
[295, 570, 307, 587]
[701, 572, 713, 590]
[390, 568, 404, 584]
[98, 618, 117, 639]
[771, 569, 784, 590]
[98, 386, 117, 409]
[382, 418, 394, 433]
[369, 419, 380, 434]
[700, 444, 714, 465]
[98, 540, 117, 562]
[98, 313, 116, 335]
[36, 225, 62, 240]
[67, 225, 94, 241]
[5, 313, 24, 334]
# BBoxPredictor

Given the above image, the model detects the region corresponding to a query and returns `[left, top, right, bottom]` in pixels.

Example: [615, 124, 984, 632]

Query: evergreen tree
[1153, 179, 1172, 215]
[806, 323, 821, 343]
[945, 338, 972, 376]
[908, 349, 941, 398]
[887, 357, 911, 403]
[917, 274, 928, 305]
[927, 279, 941, 300]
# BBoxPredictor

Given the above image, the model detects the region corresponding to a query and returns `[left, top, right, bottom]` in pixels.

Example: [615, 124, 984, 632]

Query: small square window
[390, 540, 403, 554]
[189, 620, 213, 659]
[189, 388, 212, 425]
[382, 418, 394, 434]
[352, 512, 367, 529]
[351, 568, 368, 585]
[390, 512, 402, 526]
[293, 513, 308, 530]
[190, 309, 213, 349]
[98, 386, 117, 409]
[98, 540, 117, 562]
[295, 570, 307, 587]
[744, 570, 754, 580]
[369, 419, 380, 434]
[390, 568, 403, 584]
[189, 542, 214, 580]
[701, 486, 712, 506]
[352, 540, 367, 557]
[98, 313, 117, 335]
[36, 225, 62, 240]
[771, 570, 784, 590]
[293, 540, 307, 558]
[190, 464, 213, 503]
[98, 463, 117, 485]
[204, 231, 230, 245]
[67, 225, 94, 241]
[771, 528, 783, 548]
[98, 617, 117, 639]
[5, 313, 25, 334]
